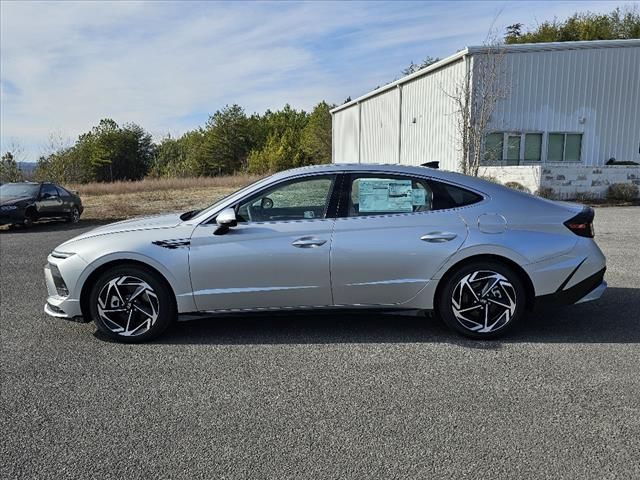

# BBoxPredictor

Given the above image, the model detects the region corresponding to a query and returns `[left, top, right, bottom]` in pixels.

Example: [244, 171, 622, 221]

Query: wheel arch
[79, 259, 177, 319]
[24, 204, 38, 217]
[433, 254, 536, 312]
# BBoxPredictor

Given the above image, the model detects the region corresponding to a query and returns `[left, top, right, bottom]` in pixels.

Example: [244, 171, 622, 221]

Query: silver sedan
[44, 164, 607, 342]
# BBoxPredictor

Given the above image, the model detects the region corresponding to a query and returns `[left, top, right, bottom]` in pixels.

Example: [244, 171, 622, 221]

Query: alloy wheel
[97, 276, 159, 337]
[71, 207, 80, 223]
[451, 270, 516, 333]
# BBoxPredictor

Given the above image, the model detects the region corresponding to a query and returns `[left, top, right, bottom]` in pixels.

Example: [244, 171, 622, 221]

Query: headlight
[50, 251, 76, 259]
[1, 205, 18, 211]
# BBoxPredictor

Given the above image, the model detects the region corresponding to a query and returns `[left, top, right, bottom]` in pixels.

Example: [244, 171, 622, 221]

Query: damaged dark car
[0, 182, 83, 228]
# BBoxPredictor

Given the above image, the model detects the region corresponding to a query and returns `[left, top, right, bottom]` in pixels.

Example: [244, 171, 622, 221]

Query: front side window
[547, 133, 582, 162]
[347, 174, 481, 217]
[236, 175, 335, 223]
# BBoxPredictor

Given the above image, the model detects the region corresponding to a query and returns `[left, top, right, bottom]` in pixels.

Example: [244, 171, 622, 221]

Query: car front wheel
[89, 265, 176, 342]
[437, 261, 526, 339]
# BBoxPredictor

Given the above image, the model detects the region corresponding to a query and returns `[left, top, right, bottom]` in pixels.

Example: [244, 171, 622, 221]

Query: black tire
[23, 209, 37, 227]
[66, 206, 80, 223]
[88, 265, 176, 343]
[437, 260, 526, 339]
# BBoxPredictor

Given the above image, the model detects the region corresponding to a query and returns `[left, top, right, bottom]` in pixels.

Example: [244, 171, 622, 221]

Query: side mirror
[216, 208, 237, 227]
[214, 208, 237, 235]
[41, 193, 52, 199]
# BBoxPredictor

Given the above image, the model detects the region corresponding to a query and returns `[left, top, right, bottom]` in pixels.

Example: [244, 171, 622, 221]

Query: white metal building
[331, 39, 640, 171]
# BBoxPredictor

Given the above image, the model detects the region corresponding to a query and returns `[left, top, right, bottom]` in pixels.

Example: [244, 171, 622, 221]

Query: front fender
[76, 250, 197, 314]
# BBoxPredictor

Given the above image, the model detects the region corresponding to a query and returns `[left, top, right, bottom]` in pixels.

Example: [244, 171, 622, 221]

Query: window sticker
[359, 179, 413, 212]
[412, 188, 426, 206]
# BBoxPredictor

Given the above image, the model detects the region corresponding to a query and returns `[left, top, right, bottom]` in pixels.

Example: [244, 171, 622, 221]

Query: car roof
[269, 163, 486, 187]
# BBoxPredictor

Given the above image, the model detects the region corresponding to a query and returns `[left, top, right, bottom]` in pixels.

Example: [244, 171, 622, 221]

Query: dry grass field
[67, 175, 263, 222]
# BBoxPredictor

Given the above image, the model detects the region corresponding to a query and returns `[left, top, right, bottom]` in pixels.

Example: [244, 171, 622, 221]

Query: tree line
[402, 6, 639, 76]
[13, 101, 331, 184]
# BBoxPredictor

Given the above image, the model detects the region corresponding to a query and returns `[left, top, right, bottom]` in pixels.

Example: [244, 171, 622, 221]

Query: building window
[547, 133, 582, 162]
[524, 133, 542, 162]
[505, 134, 521, 164]
[483, 133, 503, 163]
[482, 132, 542, 164]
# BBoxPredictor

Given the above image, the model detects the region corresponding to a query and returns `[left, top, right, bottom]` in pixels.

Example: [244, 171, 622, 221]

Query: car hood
[1, 195, 33, 206]
[60, 213, 184, 245]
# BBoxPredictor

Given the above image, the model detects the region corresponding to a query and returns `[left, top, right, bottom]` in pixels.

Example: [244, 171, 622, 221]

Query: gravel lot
[1, 207, 639, 479]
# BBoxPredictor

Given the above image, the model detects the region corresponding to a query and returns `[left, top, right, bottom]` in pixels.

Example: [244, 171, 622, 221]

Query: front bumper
[0, 211, 26, 225]
[44, 263, 86, 321]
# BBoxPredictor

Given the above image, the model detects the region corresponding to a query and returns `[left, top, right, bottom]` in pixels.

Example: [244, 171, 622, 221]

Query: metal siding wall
[332, 106, 360, 162]
[485, 45, 640, 166]
[359, 89, 400, 164]
[400, 59, 466, 170]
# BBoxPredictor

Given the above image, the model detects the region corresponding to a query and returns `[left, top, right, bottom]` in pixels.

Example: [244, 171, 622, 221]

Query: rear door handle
[420, 232, 458, 243]
[292, 237, 327, 248]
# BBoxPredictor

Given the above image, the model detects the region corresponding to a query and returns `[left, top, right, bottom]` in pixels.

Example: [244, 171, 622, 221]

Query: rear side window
[346, 174, 482, 217]
[40, 184, 58, 197]
[56, 186, 72, 198]
[428, 180, 483, 210]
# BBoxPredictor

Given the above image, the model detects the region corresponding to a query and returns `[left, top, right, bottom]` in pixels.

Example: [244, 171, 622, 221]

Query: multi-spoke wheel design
[97, 276, 159, 337]
[451, 270, 516, 333]
[438, 261, 525, 339]
[90, 265, 175, 342]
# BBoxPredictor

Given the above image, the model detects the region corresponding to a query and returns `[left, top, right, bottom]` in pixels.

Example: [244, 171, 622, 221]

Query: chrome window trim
[195, 167, 489, 227]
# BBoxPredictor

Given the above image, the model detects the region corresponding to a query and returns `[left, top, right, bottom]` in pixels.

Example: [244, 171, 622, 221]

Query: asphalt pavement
[1, 208, 639, 479]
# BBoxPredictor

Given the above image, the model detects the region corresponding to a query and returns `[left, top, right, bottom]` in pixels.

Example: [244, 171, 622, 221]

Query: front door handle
[292, 237, 327, 248]
[420, 232, 458, 243]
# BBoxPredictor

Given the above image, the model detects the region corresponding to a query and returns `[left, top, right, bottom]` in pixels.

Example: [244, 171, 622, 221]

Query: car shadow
[109, 286, 639, 347]
[0, 219, 111, 234]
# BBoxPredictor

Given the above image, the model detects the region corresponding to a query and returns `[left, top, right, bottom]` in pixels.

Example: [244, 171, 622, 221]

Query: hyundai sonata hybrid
[44, 164, 606, 342]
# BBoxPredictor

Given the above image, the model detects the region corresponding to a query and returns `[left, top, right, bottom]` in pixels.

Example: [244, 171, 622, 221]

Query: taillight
[564, 207, 595, 238]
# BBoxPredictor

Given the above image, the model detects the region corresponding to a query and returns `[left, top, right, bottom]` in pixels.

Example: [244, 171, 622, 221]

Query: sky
[1, 0, 636, 161]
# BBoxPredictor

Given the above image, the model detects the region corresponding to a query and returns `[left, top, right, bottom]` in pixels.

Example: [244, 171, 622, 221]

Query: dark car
[0, 182, 83, 227]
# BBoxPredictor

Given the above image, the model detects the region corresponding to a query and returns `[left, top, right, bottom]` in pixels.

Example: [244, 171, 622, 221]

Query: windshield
[183, 175, 270, 220]
[0, 183, 40, 199]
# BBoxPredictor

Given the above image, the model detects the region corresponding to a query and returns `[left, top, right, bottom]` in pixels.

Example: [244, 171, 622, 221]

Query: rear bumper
[536, 268, 607, 307]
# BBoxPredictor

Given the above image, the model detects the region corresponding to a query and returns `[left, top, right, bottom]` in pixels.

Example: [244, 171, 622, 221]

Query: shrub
[607, 183, 639, 202]
[479, 175, 500, 184]
[573, 191, 599, 203]
[504, 181, 530, 193]
[535, 187, 556, 199]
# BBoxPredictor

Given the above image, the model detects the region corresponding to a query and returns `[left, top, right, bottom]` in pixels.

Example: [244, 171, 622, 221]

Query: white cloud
[0, 0, 633, 159]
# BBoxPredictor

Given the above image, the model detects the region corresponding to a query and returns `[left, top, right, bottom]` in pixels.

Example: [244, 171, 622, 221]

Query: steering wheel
[261, 197, 273, 209]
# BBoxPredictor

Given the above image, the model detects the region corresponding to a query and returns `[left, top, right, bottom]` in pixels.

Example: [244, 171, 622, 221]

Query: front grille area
[49, 263, 69, 297]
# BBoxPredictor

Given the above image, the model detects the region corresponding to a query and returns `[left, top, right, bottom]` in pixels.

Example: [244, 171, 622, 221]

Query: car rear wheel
[89, 265, 176, 342]
[437, 261, 526, 339]
[66, 206, 80, 223]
